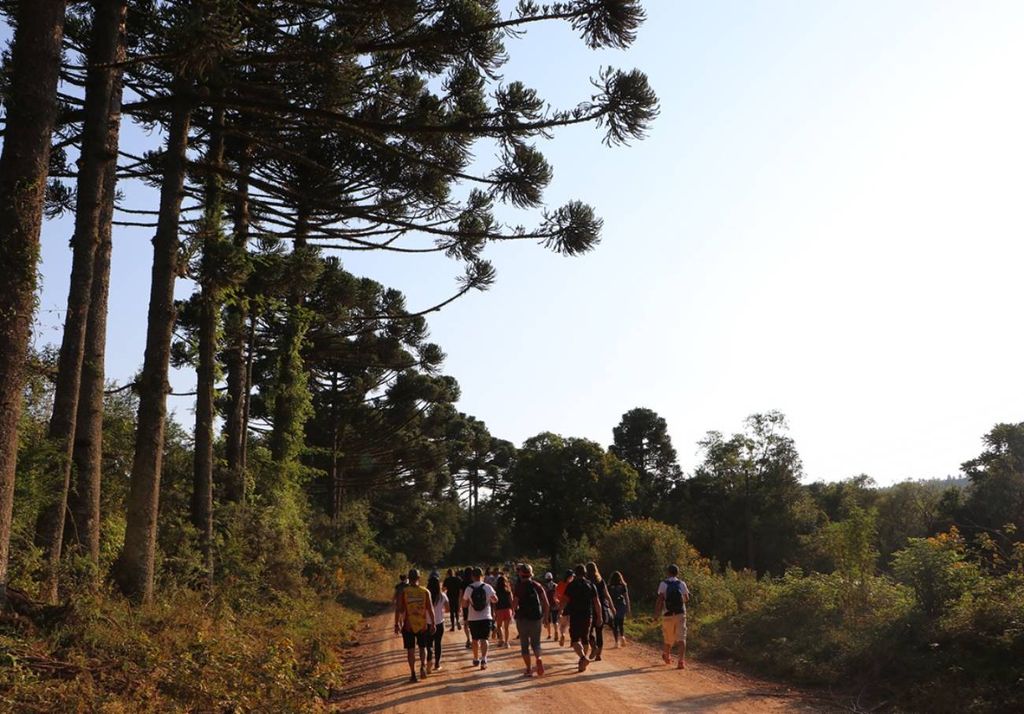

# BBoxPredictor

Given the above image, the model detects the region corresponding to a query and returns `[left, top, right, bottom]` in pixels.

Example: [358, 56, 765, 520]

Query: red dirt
[332, 611, 823, 712]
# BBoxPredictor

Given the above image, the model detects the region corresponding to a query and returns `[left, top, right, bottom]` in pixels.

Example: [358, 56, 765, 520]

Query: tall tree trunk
[269, 214, 311, 466]
[0, 0, 67, 604]
[113, 91, 192, 603]
[67, 185, 114, 567]
[223, 148, 250, 502]
[37, 0, 127, 603]
[191, 103, 226, 585]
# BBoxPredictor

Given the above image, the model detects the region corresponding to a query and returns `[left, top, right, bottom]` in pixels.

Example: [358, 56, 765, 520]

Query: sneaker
[433, 663, 443, 672]
[522, 669, 532, 678]
[472, 659, 480, 667]
[536, 659, 545, 677]
[420, 666, 428, 679]
[481, 659, 488, 670]
[409, 673, 418, 683]
[662, 653, 672, 665]
[677, 660, 687, 670]
[577, 656, 589, 673]
[465, 641, 472, 649]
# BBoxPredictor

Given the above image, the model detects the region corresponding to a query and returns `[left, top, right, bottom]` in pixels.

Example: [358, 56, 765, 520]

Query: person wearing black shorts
[394, 569, 437, 683]
[563, 563, 603, 672]
[461, 567, 498, 670]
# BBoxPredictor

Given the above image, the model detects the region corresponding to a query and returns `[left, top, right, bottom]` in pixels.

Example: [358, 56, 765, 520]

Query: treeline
[0, 0, 657, 612]
[484, 408, 1022, 713]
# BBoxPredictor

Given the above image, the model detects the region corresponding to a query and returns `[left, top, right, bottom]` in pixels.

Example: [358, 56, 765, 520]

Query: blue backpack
[663, 579, 685, 615]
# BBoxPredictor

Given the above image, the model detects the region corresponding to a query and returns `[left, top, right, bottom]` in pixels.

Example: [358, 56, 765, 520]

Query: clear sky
[33, 1, 1024, 485]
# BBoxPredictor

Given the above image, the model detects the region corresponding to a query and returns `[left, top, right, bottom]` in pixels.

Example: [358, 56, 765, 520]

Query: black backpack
[470, 583, 488, 612]
[517, 581, 543, 620]
[663, 579, 685, 615]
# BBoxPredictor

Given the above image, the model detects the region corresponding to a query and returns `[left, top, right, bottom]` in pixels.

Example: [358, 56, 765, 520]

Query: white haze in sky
[33, 1, 1024, 484]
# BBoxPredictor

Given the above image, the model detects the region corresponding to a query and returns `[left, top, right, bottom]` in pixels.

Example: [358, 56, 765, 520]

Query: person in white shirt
[655, 564, 691, 669]
[462, 566, 498, 670]
[426, 572, 449, 671]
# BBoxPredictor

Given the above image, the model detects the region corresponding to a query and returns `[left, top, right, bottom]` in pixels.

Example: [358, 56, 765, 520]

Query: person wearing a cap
[394, 569, 437, 683]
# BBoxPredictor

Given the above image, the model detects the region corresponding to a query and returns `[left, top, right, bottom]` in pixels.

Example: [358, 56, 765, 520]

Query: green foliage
[610, 407, 682, 516]
[891, 528, 981, 617]
[596, 518, 701, 607]
[700, 571, 914, 684]
[815, 506, 879, 583]
[503, 432, 637, 569]
[669, 411, 808, 575]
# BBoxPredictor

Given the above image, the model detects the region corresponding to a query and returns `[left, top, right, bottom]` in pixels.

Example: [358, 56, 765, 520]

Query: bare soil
[332, 611, 826, 712]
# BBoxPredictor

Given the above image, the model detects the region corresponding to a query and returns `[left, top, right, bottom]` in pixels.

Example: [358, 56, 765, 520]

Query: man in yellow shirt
[395, 569, 437, 682]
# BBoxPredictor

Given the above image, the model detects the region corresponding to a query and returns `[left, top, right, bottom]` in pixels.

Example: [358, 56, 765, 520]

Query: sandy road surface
[332, 612, 823, 713]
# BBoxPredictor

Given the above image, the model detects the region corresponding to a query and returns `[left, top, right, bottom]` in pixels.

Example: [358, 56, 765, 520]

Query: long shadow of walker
[337, 663, 664, 712]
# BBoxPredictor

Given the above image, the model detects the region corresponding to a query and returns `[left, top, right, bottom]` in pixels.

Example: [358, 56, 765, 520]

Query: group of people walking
[393, 562, 690, 684]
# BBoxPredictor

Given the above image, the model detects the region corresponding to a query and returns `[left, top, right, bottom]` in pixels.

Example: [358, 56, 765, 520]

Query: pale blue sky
[33, 1, 1024, 484]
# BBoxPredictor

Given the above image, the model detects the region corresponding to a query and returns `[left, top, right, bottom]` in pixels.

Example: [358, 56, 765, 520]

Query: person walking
[655, 564, 691, 669]
[394, 569, 436, 683]
[608, 570, 631, 648]
[461, 566, 474, 649]
[493, 574, 514, 647]
[443, 568, 463, 632]
[392, 572, 408, 611]
[563, 563, 603, 672]
[586, 562, 614, 662]
[512, 563, 551, 677]
[427, 572, 449, 671]
[555, 569, 573, 647]
[462, 567, 498, 670]
[542, 572, 558, 640]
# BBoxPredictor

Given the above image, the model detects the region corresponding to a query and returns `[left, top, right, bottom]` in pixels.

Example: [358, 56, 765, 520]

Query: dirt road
[333, 612, 821, 712]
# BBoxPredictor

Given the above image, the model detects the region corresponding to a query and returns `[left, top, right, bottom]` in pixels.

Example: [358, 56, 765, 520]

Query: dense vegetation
[0, 2, 1020, 712]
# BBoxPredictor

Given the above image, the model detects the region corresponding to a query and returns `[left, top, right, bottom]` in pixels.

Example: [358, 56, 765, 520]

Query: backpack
[663, 579, 685, 615]
[470, 583, 488, 612]
[517, 581, 543, 620]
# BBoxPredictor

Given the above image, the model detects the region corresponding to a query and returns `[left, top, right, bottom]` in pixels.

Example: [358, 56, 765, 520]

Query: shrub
[892, 528, 980, 616]
[597, 518, 702, 606]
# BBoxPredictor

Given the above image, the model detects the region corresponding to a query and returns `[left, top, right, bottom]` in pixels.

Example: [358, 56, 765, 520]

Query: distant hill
[879, 475, 970, 492]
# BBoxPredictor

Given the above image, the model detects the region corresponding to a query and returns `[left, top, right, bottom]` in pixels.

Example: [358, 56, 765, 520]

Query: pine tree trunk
[67, 189, 114, 567]
[223, 149, 250, 503]
[270, 216, 310, 466]
[0, 0, 67, 604]
[37, 0, 126, 603]
[192, 104, 225, 584]
[113, 92, 192, 603]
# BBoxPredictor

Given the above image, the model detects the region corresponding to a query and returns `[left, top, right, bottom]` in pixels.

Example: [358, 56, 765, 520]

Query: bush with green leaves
[891, 528, 980, 616]
[597, 518, 703, 606]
